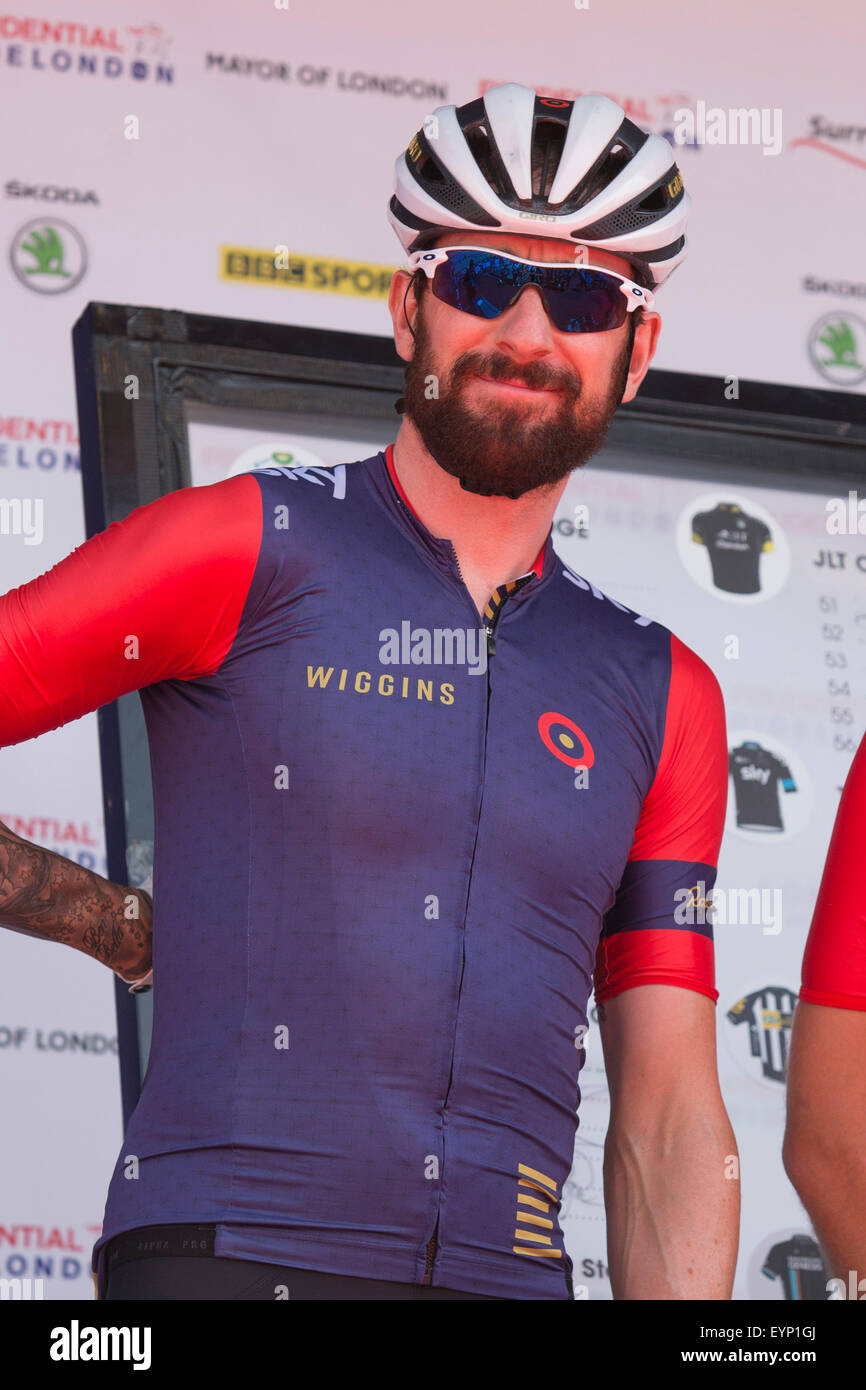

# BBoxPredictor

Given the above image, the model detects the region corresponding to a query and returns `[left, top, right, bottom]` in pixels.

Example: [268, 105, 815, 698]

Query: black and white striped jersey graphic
[726, 986, 796, 1083]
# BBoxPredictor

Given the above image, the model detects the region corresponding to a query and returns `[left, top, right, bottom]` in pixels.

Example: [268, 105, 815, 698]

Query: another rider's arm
[783, 1003, 866, 1282]
[784, 731, 866, 1279]
[596, 635, 738, 1300]
[0, 817, 152, 979]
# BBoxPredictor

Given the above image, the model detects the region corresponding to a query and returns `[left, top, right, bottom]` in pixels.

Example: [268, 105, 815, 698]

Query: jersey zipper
[421, 548, 514, 1286]
[448, 547, 503, 657]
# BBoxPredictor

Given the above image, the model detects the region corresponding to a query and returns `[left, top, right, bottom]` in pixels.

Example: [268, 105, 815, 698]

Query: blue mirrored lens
[432, 250, 626, 332]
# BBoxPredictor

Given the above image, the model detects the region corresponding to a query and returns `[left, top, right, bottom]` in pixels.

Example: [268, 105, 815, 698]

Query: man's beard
[401, 293, 635, 500]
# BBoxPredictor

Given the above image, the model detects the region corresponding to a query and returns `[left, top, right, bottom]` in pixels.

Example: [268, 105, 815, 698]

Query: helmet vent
[531, 120, 567, 199]
[466, 124, 493, 169]
[405, 128, 501, 227]
[568, 140, 633, 209]
[638, 183, 669, 212]
[466, 121, 520, 202]
[416, 150, 445, 183]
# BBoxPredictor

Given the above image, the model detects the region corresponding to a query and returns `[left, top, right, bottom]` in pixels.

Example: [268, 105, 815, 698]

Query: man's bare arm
[0, 819, 151, 979]
[599, 985, 739, 1299]
[784, 1000, 866, 1280]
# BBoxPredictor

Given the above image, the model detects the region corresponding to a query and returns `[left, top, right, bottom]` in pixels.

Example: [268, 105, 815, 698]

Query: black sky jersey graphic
[726, 986, 796, 1083]
[691, 502, 773, 594]
[729, 741, 797, 832]
[762, 1235, 827, 1301]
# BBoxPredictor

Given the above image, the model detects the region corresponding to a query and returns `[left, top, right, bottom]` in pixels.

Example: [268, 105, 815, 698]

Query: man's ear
[619, 309, 661, 405]
[388, 269, 421, 362]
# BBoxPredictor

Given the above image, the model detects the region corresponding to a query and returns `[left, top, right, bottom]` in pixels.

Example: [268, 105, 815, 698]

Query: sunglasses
[407, 245, 654, 334]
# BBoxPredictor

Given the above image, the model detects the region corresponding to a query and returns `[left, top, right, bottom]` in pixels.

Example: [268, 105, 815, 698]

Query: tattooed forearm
[0, 820, 152, 975]
[81, 916, 128, 967]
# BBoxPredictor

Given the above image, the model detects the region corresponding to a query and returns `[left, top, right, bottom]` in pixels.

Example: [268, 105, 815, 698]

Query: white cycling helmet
[388, 83, 690, 289]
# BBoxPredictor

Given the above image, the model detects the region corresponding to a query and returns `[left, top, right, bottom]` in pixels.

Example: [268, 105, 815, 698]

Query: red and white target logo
[537, 712, 595, 769]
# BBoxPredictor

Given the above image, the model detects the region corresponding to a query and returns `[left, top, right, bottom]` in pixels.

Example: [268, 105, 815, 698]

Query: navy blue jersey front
[0, 446, 728, 1299]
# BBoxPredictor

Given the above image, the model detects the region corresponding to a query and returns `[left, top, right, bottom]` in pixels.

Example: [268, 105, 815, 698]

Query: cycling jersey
[691, 502, 773, 595]
[0, 444, 728, 1300]
[727, 987, 796, 1084]
[761, 1235, 826, 1301]
[800, 730, 866, 1012]
[729, 741, 797, 833]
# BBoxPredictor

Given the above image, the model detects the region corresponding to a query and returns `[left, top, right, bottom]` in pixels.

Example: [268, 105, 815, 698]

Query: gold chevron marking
[515, 1212, 554, 1230]
[512, 1246, 562, 1258]
[517, 1163, 557, 1192]
[514, 1229, 553, 1245]
[518, 1178, 552, 1198]
[517, 1192, 550, 1213]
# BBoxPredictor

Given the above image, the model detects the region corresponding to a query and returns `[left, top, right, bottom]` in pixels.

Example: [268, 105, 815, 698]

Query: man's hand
[0, 818, 152, 982]
[112, 885, 153, 985]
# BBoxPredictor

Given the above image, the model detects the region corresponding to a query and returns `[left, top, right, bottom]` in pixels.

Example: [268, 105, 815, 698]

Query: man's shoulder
[245, 460, 348, 495]
[667, 630, 724, 701]
[552, 559, 723, 707]
[134, 453, 377, 544]
[238, 452, 379, 507]
[60, 472, 265, 599]
[554, 558, 659, 637]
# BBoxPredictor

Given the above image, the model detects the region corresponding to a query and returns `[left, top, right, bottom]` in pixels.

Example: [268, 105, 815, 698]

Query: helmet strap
[395, 274, 421, 414]
[402, 272, 419, 343]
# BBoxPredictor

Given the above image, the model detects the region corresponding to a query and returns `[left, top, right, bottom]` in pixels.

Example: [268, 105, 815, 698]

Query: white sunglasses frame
[406, 245, 655, 320]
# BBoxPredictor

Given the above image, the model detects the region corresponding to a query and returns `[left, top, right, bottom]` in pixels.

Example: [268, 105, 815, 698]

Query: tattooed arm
[0, 819, 152, 981]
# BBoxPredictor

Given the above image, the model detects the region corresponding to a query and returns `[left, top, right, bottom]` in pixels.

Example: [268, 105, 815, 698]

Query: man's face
[389, 230, 660, 500]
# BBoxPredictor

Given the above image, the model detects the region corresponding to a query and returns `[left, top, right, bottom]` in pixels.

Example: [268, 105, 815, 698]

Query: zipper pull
[485, 624, 496, 657]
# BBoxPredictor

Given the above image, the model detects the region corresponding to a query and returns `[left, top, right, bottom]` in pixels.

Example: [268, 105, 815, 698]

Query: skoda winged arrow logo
[808, 312, 866, 386]
[10, 219, 87, 294]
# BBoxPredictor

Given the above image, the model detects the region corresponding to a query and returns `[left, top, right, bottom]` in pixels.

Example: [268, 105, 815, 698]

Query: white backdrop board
[1, 0, 863, 1299]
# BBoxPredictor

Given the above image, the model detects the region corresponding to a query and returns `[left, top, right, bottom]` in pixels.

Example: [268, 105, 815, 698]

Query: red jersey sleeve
[799, 730, 866, 1011]
[0, 474, 263, 748]
[594, 633, 728, 1004]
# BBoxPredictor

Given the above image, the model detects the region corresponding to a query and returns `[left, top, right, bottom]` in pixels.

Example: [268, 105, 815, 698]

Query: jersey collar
[383, 443, 547, 581]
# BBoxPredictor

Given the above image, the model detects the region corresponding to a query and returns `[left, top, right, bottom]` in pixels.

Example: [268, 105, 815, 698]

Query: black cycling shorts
[101, 1224, 504, 1301]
